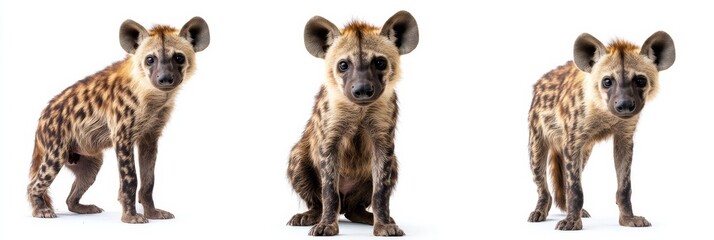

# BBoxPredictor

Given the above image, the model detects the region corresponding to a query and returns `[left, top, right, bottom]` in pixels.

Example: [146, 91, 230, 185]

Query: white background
[1, 1, 712, 239]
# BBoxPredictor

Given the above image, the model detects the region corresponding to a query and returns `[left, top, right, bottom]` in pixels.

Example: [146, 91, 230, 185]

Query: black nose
[158, 74, 174, 86]
[615, 99, 635, 113]
[351, 82, 374, 100]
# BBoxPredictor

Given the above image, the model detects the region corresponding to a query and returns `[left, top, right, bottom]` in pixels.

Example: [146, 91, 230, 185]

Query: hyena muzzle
[286, 11, 419, 236]
[27, 17, 210, 223]
[527, 31, 675, 230]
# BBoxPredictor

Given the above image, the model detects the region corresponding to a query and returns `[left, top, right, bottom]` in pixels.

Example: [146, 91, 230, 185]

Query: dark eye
[374, 57, 387, 71]
[145, 56, 155, 66]
[338, 60, 349, 72]
[174, 53, 185, 64]
[602, 77, 613, 88]
[634, 75, 647, 88]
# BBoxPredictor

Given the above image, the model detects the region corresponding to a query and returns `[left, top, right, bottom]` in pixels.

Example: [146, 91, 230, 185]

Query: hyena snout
[614, 98, 636, 113]
[157, 73, 175, 86]
[152, 68, 182, 91]
[351, 81, 375, 100]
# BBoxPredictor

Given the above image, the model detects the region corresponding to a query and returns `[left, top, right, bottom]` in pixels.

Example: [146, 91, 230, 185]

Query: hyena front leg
[528, 126, 551, 222]
[27, 143, 67, 218]
[138, 134, 174, 219]
[370, 133, 403, 237]
[65, 153, 104, 214]
[555, 140, 588, 231]
[309, 137, 342, 236]
[114, 132, 147, 224]
[287, 138, 322, 226]
[613, 132, 651, 227]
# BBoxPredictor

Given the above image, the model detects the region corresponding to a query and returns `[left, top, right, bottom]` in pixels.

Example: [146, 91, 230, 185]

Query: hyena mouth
[353, 100, 376, 106]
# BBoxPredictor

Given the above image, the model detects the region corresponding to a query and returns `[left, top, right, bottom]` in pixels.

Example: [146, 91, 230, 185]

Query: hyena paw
[32, 208, 57, 218]
[374, 223, 405, 236]
[581, 209, 591, 218]
[555, 218, 582, 230]
[144, 208, 174, 219]
[287, 212, 320, 226]
[308, 222, 339, 236]
[68, 204, 103, 214]
[528, 210, 547, 222]
[121, 213, 149, 224]
[620, 216, 651, 227]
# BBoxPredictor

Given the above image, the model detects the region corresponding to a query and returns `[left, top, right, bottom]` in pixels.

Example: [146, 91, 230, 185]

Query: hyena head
[304, 11, 419, 106]
[119, 17, 210, 91]
[574, 31, 675, 119]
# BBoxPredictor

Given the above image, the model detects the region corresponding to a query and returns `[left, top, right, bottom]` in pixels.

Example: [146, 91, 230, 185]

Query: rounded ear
[119, 19, 149, 54]
[180, 17, 210, 52]
[640, 31, 675, 71]
[573, 33, 606, 73]
[304, 16, 340, 59]
[380, 10, 419, 55]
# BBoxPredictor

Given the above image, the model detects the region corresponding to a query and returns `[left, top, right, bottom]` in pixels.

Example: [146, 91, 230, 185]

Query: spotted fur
[27, 17, 210, 223]
[526, 32, 675, 230]
[286, 11, 418, 236]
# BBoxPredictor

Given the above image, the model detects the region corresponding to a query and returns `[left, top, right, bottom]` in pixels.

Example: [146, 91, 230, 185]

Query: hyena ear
[380, 10, 419, 55]
[573, 33, 606, 73]
[304, 16, 341, 59]
[640, 31, 675, 71]
[119, 20, 149, 54]
[180, 17, 210, 52]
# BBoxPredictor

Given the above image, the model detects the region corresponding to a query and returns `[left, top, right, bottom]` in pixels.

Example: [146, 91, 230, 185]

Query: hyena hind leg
[527, 133, 551, 222]
[342, 180, 397, 225]
[287, 146, 322, 226]
[27, 147, 68, 218]
[65, 153, 104, 214]
[343, 180, 374, 225]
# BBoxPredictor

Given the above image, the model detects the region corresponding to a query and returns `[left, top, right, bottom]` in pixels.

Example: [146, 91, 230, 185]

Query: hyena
[286, 11, 418, 236]
[527, 31, 675, 230]
[27, 17, 210, 223]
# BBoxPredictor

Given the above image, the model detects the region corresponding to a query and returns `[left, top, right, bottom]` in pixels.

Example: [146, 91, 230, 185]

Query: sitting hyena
[286, 11, 418, 236]
[27, 17, 210, 223]
[527, 31, 675, 230]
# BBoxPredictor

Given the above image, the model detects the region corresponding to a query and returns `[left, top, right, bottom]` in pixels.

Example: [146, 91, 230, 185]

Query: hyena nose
[615, 99, 635, 113]
[351, 82, 375, 100]
[158, 74, 174, 86]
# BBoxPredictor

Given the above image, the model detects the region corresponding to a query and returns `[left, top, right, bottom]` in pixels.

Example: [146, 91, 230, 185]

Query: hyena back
[527, 31, 675, 230]
[287, 11, 418, 236]
[27, 17, 210, 223]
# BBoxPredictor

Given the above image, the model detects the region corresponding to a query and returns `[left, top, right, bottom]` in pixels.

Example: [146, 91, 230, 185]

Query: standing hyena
[286, 11, 418, 236]
[27, 17, 210, 223]
[527, 31, 675, 230]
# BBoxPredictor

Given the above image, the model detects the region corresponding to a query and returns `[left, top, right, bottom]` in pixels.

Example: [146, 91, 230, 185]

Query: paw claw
[555, 218, 582, 230]
[33, 208, 57, 218]
[309, 222, 339, 236]
[528, 210, 547, 222]
[69, 204, 103, 214]
[620, 216, 651, 227]
[145, 209, 174, 219]
[287, 210, 320, 226]
[374, 223, 404, 236]
[122, 213, 149, 224]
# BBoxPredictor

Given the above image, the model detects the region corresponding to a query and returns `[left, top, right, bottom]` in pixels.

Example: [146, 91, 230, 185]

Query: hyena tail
[549, 150, 566, 212]
[28, 140, 52, 208]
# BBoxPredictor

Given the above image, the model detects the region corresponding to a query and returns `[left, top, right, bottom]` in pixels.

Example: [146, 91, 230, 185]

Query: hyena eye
[145, 56, 155, 66]
[634, 75, 647, 88]
[374, 57, 387, 71]
[338, 60, 349, 72]
[602, 77, 613, 88]
[174, 53, 186, 64]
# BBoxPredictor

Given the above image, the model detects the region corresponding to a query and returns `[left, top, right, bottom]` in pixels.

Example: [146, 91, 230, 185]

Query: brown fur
[26, 17, 209, 223]
[527, 32, 675, 230]
[287, 11, 418, 236]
